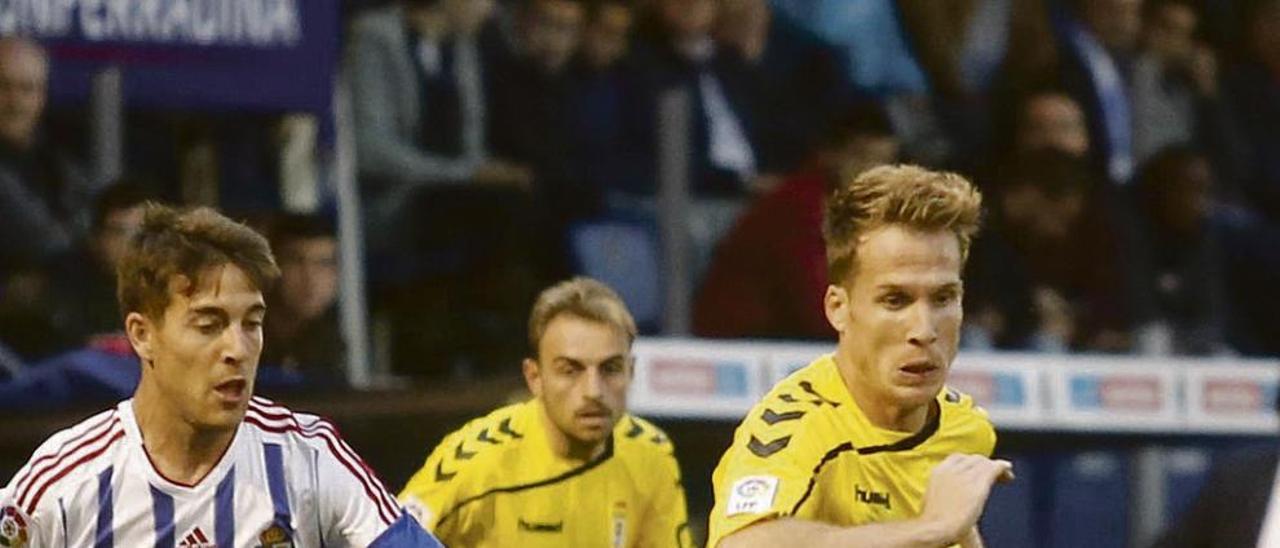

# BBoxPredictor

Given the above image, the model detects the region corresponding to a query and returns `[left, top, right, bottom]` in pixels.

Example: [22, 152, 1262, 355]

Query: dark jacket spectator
[0, 38, 89, 274]
[262, 214, 347, 384]
[966, 149, 1137, 352]
[693, 103, 899, 339]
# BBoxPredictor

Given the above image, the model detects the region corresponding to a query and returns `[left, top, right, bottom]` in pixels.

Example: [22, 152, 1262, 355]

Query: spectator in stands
[347, 0, 530, 241]
[1222, 0, 1280, 220]
[1056, 0, 1143, 183]
[0, 37, 89, 275]
[965, 149, 1136, 352]
[488, 0, 600, 234]
[1008, 88, 1092, 159]
[713, 0, 848, 174]
[629, 0, 762, 198]
[568, 0, 641, 197]
[1130, 145, 1280, 357]
[52, 181, 149, 345]
[1130, 0, 1235, 170]
[693, 102, 898, 340]
[348, 0, 547, 377]
[261, 214, 347, 383]
[896, 0, 1059, 162]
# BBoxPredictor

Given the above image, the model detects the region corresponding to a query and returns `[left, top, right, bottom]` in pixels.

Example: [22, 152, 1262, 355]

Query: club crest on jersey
[611, 501, 628, 548]
[257, 523, 293, 548]
[0, 505, 29, 548]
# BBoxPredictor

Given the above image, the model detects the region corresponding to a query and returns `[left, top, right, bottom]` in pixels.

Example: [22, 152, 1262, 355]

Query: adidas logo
[178, 526, 215, 547]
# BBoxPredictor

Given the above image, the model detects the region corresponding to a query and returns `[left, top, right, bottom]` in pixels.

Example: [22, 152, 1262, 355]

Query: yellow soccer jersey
[708, 354, 996, 547]
[400, 400, 692, 548]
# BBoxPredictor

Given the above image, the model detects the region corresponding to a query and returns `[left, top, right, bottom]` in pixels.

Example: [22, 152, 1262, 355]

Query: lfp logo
[1071, 374, 1163, 411]
[650, 359, 750, 397]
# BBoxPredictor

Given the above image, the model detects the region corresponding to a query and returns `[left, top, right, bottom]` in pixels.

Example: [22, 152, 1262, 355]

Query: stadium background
[1, 0, 1279, 547]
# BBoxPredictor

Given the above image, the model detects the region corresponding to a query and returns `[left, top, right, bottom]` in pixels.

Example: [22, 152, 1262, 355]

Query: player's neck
[133, 383, 237, 486]
[536, 401, 606, 463]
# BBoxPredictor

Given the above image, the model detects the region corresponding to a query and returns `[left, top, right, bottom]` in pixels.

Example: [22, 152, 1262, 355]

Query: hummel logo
[178, 526, 215, 547]
[855, 485, 891, 509]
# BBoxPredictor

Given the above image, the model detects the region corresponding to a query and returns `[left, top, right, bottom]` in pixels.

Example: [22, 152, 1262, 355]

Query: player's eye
[879, 292, 910, 310]
[932, 291, 957, 307]
[196, 322, 222, 335]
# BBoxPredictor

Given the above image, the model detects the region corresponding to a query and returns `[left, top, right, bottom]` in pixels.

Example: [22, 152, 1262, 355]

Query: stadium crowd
[2, 0, 1280, 401]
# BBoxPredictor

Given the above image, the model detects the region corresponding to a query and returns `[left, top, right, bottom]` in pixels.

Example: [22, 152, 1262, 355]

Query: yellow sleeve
[946, 388, 998, 458]
[398, 428, 470, 535]
[636, 434, 693, 548]
[707, 407, 824, 547]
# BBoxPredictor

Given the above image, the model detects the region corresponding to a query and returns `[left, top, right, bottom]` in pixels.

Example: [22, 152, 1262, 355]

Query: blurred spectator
[629, 0, 762, 197]
[50, 182, 149, 344]
[568, 0, 642, 195]
[1129, 146, 1227, 354]
[1221, 0, 1280, 220]
[489, 0, 601, 232]
[1056, 0, 1143, 183]
[261, 214, 347, 384]
[771, 0, 928, 96]
[348, 0, 547, 377]
[693, 102, 898, 339]
[1130, 0, 1235, 169]
[347, 0, 530, 240]
[965, 149, 1136, 352]
[1009, 87, 1092, 158]
[714, 0, 848, 174]
[0, 37, 90, 274]
[897, 0, 1059, 161]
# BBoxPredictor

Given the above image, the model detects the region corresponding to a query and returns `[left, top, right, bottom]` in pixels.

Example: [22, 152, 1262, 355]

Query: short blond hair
[823, 164, 983, 284]
[527, 277, 637, 357]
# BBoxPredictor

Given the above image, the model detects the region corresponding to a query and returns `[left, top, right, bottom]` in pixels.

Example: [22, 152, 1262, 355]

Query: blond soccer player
[708, 165, 1014, 548]
[400, 278, 692, 547]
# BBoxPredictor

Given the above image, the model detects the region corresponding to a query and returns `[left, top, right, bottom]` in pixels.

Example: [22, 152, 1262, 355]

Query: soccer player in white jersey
[0, 205, 441, 547]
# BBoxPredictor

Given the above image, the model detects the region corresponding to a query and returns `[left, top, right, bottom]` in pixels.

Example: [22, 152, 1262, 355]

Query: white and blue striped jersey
[0, 397, 441, 547]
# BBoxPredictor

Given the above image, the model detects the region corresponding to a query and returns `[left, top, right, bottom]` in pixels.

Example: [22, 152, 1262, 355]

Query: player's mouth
[897, 359, 940, 383]
[574, 408, 612, 429]
[213, 378, 248, 404]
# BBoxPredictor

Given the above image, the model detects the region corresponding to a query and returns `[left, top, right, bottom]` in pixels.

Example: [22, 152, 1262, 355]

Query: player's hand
[918, 454, 1014, 543]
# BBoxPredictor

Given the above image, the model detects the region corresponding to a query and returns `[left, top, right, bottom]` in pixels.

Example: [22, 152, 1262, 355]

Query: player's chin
[890, 382, 944, 408]
[570, 421, 614, 445]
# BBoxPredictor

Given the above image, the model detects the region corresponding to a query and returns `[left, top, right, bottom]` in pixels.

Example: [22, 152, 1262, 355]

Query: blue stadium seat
[981, 455, 1036, 548]
[1163, 447, 1212, 527]
[567, 217, 664, 332]
[1047, 451, 1130, 548]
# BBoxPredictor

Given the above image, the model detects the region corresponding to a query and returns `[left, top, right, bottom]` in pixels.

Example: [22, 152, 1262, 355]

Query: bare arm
[719, 455, 1012, 548]
[718, 516, 951, 548]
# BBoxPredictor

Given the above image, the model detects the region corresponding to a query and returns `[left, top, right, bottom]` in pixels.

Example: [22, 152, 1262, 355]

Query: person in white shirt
[0, 204, 441, 547]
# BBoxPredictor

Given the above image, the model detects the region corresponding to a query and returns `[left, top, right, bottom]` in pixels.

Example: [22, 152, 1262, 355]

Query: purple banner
[4, 0, 340, 112]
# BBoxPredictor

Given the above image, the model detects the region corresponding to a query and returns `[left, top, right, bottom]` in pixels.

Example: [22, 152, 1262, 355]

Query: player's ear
[824, 284, 849, 333]
[522, 357, 543, 397]
[125, 311, 155, 365]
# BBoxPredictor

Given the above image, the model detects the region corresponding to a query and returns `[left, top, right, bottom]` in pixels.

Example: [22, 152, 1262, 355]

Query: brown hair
[117, 203, 281, 322]
[527, 277, 637, 357]
[823, 164, 983, 284]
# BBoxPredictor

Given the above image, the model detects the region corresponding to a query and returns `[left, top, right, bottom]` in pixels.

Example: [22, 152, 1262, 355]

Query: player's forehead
[849, 226, 962, 291]
[538, 315, 629, 363]
[165, 263, 265, 317]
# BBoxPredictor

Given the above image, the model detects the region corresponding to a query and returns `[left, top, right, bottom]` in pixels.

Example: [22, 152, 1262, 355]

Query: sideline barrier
[629, 339, 1280, 434]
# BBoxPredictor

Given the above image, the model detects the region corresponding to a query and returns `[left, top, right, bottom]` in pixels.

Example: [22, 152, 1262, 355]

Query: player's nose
[907, 303, 938, 346]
